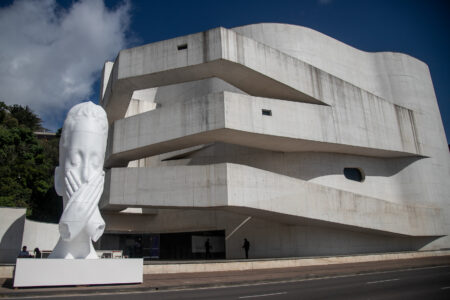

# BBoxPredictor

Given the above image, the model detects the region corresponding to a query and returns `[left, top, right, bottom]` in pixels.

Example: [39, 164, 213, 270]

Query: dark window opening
[95, 230, 225, 260]
[262, 109, 272, 116]
[177, 44, 188, 50]
[344, 168, 364, 182]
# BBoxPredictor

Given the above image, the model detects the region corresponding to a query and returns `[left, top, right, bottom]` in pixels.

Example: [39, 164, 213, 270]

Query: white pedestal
[13, 258, 143, 287]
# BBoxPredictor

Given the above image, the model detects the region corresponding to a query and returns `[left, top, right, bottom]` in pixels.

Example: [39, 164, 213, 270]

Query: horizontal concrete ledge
[106, 91, 421, 168]
[142, 250, 450, 274]
[102, 26, 333, 123]
[101, 163, 443, 236]
[102, 26, 415, 128]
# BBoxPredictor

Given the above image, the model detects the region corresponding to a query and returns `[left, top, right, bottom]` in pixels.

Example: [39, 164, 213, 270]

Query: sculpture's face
[63, 127, 106, 185]
[56, 119, 107, 197]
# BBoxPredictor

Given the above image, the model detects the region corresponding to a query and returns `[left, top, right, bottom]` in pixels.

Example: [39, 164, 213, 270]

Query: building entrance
[95, 230, 225, 260]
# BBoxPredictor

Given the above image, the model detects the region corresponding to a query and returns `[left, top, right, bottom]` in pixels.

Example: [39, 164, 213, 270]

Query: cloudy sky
[0, 0, 449, 140]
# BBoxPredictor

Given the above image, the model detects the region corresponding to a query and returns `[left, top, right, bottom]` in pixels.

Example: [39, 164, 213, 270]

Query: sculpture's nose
[81, 163, 90, 183]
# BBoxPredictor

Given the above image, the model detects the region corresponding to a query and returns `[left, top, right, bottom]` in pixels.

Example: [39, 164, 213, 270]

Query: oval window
[343, 168, 364, 182]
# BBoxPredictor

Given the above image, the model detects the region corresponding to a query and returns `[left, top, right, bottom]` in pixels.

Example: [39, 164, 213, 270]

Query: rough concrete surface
[97, 23, 450, 257]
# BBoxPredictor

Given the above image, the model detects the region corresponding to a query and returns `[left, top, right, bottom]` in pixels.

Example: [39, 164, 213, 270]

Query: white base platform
[13, 258, 143, 287]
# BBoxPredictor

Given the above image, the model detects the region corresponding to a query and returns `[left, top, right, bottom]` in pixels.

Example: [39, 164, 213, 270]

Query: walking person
[242, 238, 250, 259]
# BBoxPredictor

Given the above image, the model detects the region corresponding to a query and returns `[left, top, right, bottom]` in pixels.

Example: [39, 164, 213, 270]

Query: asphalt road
[7, 265, 450, 300]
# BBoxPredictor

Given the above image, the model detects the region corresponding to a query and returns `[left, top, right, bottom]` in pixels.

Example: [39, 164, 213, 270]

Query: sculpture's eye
[70, 153, 81, 167]
[91, 154, 101, 169]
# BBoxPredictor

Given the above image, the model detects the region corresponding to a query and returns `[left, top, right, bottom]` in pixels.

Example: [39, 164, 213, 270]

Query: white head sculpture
[50, 101, 108, 259]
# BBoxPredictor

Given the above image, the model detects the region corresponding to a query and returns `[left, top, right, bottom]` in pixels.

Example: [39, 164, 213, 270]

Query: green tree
[0, 101, 61, 222]
[8, 104, 42, 131]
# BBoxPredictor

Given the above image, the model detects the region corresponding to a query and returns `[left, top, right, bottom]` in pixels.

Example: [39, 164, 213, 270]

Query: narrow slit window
[343, 168, 365, 182]
[262, 109, 272, 116]
[177, 44, 188, 50]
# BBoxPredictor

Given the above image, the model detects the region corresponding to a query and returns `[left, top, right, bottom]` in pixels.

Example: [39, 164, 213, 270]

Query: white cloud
[0, 0, 130, 130]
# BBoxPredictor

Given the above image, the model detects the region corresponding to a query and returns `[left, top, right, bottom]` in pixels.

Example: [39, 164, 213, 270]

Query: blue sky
[0, 0, 449, 141]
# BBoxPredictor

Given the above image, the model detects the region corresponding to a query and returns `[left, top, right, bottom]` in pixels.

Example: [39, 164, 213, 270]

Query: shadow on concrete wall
[0, 214, 25, 263]
[409, 236, 443, 251]
[182, 142, 422, 180]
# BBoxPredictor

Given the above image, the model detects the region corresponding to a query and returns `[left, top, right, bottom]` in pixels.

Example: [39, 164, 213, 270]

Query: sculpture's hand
[64, 169, 104, 204]
[64, 169, 81, 200]
[59, 170, 105, 241]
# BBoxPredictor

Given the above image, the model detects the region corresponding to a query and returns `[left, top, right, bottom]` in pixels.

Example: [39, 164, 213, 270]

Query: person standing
[204, 238, 211, 259]
[242, 238, 250, 259]
[18, 246, 30, 258]
[34, 247, 42, 258]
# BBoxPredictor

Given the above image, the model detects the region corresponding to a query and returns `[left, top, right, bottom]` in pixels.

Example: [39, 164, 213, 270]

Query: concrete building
[2, 23, 448, 262]
[96, 23, 450, 259]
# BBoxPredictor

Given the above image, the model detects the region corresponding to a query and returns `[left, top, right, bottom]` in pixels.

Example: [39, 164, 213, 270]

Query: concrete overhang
[100, 163, 444, 237]
[105, 92, 422, 168]
[100, 27, 407, 126]
[101, 27, 327, 124]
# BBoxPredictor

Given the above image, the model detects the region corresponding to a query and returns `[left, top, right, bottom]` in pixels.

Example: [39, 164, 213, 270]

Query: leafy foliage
[0, 102, 62, 222]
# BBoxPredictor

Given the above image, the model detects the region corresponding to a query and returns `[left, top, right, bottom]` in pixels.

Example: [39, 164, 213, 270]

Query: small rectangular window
[177, 44, 188, 50]
[262, 109, 272, 116]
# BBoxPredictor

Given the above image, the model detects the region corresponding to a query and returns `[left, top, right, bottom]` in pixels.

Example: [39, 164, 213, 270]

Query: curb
[1, 256, 450, 298]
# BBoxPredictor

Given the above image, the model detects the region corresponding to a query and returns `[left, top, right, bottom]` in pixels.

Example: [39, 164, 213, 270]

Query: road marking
[3, 265, 449, 299]
[441, 286, 450, 290]
[366, 278, 399, 284]
[239, 292, 287, 298]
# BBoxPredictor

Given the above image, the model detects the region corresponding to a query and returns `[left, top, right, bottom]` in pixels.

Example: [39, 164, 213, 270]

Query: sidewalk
[1, 255, 450, 298]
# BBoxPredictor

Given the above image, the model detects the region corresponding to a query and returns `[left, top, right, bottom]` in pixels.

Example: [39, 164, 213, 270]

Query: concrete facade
[81, 23, 450, 258]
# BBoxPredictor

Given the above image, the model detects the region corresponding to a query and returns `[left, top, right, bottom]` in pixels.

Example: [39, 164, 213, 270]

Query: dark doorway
[95, 230, 225, 260]
[160, 230, 225, 260]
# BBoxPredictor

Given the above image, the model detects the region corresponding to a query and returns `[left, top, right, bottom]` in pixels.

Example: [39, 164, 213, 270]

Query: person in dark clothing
[242, 238, 250, 259]
[204, 238, 211, 259]
[34, 248, 41, 258]
[18, 246, 30, 258]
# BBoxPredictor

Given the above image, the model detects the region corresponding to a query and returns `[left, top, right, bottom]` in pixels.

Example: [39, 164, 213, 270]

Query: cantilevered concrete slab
[105, 91, 421, 167]
[100, 163, 443, 237]
[100, 27, 411, 126]
[101, 27, 323, 123]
